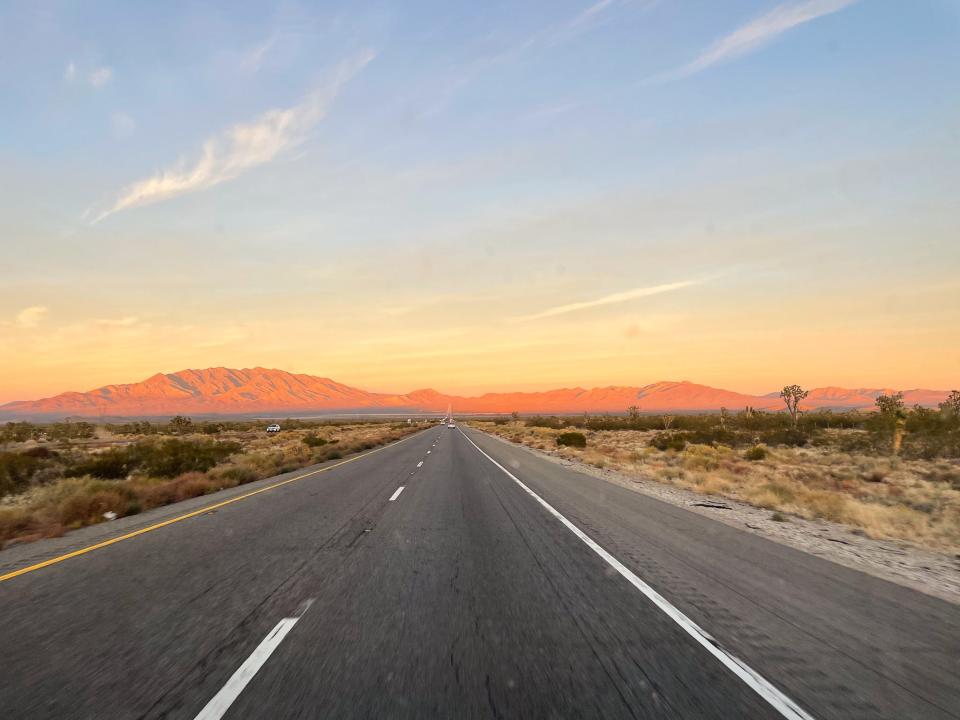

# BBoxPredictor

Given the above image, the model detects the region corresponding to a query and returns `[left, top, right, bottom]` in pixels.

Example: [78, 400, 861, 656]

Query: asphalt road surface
[1, 425, 957, 719]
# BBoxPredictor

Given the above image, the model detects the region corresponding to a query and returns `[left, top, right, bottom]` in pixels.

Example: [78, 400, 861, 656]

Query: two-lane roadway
[0, 424, 957, 719]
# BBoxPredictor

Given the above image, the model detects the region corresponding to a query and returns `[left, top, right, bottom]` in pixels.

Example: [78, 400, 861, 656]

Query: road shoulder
[475, 427, 960, 605]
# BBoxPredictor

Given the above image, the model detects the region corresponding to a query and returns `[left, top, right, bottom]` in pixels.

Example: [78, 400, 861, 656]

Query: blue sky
[0, 0, 958, 401]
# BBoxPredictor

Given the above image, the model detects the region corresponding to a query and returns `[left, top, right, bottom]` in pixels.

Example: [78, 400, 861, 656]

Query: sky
[0, 0, 958, 403]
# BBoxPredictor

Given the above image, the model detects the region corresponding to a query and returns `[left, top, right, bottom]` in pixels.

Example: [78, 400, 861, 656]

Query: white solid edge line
[194, 599, 315, 720]
[457, 428, 815, 720]
[389, 486, 406, 501]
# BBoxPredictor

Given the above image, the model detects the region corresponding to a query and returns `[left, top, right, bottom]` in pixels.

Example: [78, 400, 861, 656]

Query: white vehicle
[266, 423, 281, 433]
[447, 422, 456, 429]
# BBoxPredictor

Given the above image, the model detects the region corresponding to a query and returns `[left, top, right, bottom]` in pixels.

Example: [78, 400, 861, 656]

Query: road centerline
[389, 486, 406, 502]
[458, 427, 815, 720]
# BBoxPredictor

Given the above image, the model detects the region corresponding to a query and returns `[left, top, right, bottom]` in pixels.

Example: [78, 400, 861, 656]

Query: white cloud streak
[420, 0, 622, 118]
[658, 0, 860, 81]
[64, 61, 76, 81]
[570, 0, 615, 29]
[240, 35, 278, 73]
[514, 280, 701, 321]
[2, 306, 49, 329]
[90, 50, 375, 223]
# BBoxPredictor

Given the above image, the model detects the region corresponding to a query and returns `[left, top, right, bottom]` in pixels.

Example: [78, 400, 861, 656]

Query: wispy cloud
[569, 0, 615, 30]
[64, 61, 114, 88]
[2, 306, 49, 329]
[514, 0, 622, 54]
[655, 0, 860, 82]
[240, 35, 278, 73]
[88, 66, 113, 88]
[90, 50, 374, 223]
[420, 0, 624, 118]
[514, 280, 701, 321]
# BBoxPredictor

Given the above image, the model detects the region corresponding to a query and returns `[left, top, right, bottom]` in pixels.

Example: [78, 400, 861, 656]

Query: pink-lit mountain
[0, 367, 951, 419]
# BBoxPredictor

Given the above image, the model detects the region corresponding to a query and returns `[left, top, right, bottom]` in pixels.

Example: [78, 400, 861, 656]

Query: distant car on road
[447, 423, 456, 429]
[266, 424, 281, 433]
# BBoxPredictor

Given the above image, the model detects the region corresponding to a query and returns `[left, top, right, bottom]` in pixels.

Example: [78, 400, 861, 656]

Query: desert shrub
[0, 506, 34, 542]
[763, 481, 795, 503]
[132, 479, 179, 508]
[683, 445, 721, 471]
[924, 467, 960, 490]
[527, 416, 568, 430]
[805, 491, 849, 522]
[55, 482, 138, 527]
[901, 432, 960, 460]
[830, 431, 875, 453]
[68, 447, 135, 479]
[744, 445, 768, 461]
[21, 446, 60, 459]
[114, 421, 158, 436]
[171, 472, 215, 501]
[0, 422, 40, 443]
[67, 439, 241, 479]
[0, 452, 43, 496]
[556, 432, 587, 448]
[167, 415, 194, 435]
[213, 465, 260, 485]
[863, 469, 887, 483]
[650, 432, 687, 452]
[47, 422, 96, 441]
[303, 434, 328, 448]
[135, 439, 241, 477]
[757, 428, 808, 447]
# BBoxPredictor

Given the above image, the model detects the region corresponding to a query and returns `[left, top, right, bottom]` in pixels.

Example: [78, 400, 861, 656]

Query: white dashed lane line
[194, 599, 315, 720]
[389, 486, 406, 502]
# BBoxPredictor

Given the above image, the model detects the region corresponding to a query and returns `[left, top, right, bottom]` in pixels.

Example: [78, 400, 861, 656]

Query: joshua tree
[940, 390, 960, 417]
[168, 415, 193, 435]
[718, 406, 729, 430]
[627, 405, 641, 422]
[662, 414, 675, 430]
[875, 392, 906, 455]
[875, 392, 905, 417]
[780, 385, 809, 428]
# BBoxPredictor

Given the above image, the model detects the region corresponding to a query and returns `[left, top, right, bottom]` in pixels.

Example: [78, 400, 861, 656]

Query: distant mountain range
[0, 367, 951, 420]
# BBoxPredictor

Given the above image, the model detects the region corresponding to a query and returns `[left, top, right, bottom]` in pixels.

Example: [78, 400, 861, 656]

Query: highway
[0, 424, 957, 719]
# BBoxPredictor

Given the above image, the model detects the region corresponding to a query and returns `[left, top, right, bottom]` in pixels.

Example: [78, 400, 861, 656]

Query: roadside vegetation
[474, 389, 960, 552]
[0, 418, 420, 548]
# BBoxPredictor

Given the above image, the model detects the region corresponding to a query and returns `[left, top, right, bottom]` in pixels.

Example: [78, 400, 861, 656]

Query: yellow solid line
[0, 432, 419, 583]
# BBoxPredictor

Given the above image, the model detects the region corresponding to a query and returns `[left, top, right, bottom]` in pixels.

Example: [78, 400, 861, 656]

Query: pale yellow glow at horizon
[2, 266, 957, 403]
